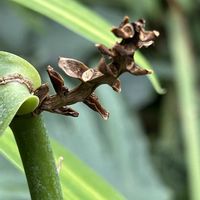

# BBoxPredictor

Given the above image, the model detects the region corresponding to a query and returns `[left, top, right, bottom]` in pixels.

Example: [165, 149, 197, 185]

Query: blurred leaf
[0, 128, 125, 200]
[12, 0, 165, 94]
[12, 0, 116, 46]
[0, 155, 29, 200]
[168, 4, 200, 200]
[0, 1, 30, 52]
[135, 52, 166, 94]
[153, 89, 187, 199]
[44, 84, 171, 200]
[176, 0, 195, 12]
[33, 23, 94, 66]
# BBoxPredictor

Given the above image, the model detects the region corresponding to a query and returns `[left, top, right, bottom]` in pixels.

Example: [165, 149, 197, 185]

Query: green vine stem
[10, 114, 63, 200]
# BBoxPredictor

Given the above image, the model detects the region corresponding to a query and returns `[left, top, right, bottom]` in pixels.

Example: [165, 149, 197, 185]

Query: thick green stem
[10, 114, 63, 200]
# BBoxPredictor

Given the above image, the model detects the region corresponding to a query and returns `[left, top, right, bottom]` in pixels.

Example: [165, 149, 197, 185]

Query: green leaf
[0, 155, 29, 199]
[135, 52, 166, 94]
[0, 129, 125, 200]
[12, 0, 116, 46]
[168, 6, 200, 200]
[0, 127, 22, 170]
[12, 0, 164, 94]
[0, 51, 41, 135]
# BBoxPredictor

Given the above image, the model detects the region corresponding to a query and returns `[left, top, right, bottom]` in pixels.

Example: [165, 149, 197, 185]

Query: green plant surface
[1, 0, 200, 199]
[0, 128, 125, 200]
[0, 51, 40, 135]
[0, 80, 170, 199]
[43, 85, 171, 200]
[0, 51, 63, 199]
[12, 0, 165, 94]
[0, 52, 125, 199]
[12, 0, 116, 46]
[0, 154, 29, 199]
[168, 5, 200, 200]
[10, 115, 63, 200]
[0, 5, 167, 196]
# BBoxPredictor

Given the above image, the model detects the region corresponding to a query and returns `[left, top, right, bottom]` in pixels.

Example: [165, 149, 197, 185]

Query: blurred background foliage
[0, 0, 200, 199]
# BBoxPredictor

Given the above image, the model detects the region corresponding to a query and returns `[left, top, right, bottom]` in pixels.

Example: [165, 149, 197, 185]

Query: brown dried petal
[111, 27, 126, 38]
[126, 63, 152, 75]
[122, 24, 135, 38]
[58, 57, 89, 80]
[138, 40, 154, 48]
[95, 44, 114, 57]
[111, 23, 134, 39]
[83, 93, 109, 120]
[47, 65, 66, 95]
[133, 19, 146, 32]
[111, 16, 134, 39]
[138, 29, 159, 48]
[34, 83, 49, 107]
[94, 60, 118, 83]
[111, 79, 121, 93]
[97, 58, 116, 77]
[97, 57, 107, 73]
[119, 16, 130, 27]
[81, 69, 94, 82]
[111, 28, 128, 39]
[139, 30, 159, 42]
[153, 30, 160, 37]
[82, 68, 103, 82]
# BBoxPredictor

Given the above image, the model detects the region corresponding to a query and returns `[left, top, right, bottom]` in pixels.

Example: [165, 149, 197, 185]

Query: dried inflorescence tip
[34, 16, 159, 120]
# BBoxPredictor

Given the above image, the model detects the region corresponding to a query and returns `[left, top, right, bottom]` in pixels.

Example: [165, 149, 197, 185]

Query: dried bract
[34, 16, 159, 119]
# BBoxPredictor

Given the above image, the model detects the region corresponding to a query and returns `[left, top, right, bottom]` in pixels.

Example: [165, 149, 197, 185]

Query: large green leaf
[0, 129, 125, 200]
[12, 0, 165, 94]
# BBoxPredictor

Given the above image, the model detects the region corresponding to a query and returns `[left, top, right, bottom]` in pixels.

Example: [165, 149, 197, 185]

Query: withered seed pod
[34, 16, 159, 119]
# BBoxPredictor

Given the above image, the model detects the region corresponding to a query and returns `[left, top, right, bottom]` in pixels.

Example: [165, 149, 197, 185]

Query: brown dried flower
[34, 16, 159, 120]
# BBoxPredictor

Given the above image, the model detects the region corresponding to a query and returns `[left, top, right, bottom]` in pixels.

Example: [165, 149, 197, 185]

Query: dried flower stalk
[34, 16, 159, 120]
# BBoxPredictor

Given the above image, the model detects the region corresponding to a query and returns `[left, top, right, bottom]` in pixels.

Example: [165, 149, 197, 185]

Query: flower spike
[34, 17, 159, 119]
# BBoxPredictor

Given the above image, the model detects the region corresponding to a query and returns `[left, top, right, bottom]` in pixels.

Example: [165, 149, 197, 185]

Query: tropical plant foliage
[0, 0, 199, 200]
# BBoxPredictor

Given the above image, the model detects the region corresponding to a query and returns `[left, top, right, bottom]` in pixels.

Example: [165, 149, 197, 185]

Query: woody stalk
[34, 17, 159, 120]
